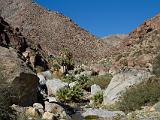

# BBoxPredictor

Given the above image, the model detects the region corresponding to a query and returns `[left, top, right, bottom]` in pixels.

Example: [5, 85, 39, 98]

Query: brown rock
[0, 46, 39, 106]
[42, 112, 56, 120]
[25, 107, 39, 117]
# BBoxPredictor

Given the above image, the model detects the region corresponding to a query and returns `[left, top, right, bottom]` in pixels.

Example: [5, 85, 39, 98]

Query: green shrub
[87, 74, 112, 89]
[91, 92, 103, 105]
[58, 48, 74, 73]
[56, 85, 83, 103]
[74, 68, 85, 75]
[63, 75, 77, 83]
[116, 77, 160, 113]
[77, 75, 90, 90]
[78, 75, 89, 84]
[52, 63, 61, 71]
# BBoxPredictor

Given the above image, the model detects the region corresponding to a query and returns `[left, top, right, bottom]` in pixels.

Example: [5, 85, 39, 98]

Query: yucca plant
[91, 92, 103, 105]
[56, 85, 83, 103]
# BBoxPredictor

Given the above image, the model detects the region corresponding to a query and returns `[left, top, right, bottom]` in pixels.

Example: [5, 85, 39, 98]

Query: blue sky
[34, 0, 160, 37]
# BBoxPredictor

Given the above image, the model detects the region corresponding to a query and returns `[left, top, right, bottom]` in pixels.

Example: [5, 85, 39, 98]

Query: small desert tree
[58, 48, 74, 74]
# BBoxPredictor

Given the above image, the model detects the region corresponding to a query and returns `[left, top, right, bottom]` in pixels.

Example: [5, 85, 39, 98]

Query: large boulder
[46, 79, 68, 96]
[0, 46, 39, 106]
[103, 68, 151, 105]
[82, 108, 125, 119]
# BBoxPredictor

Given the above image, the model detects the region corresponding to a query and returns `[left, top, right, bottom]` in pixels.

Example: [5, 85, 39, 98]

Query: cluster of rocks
[1, 0, 160, 120]
[12, 102, 70, 120]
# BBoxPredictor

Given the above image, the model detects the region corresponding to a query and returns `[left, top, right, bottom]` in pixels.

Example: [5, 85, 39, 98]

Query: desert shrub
[87, 74, 112, 89]
[117, 77, 160, 113]
[78, 75, 89, 84]
[56, 85, 83, 103]
[74, 68, 85, 75]
[52, 63, 61, 71]
[119, 58, 128, 66]
[63, 75, 77, 83]
[0, 85, 16, 120]
[77, 75, 90, 90]
[58, 48, 74, 73]
[91, 92, 103, 105]
[153, 53, 160, 76]
[99, 59, 112, 68]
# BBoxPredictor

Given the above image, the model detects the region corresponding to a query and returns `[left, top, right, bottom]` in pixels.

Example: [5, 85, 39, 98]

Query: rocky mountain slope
[0, 0, 111, 64]
[102, 13, 160, 74]
[100, 34, 128, 47]
[1, 0, 160, 119]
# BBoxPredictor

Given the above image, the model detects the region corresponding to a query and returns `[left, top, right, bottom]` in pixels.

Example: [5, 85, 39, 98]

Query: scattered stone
[47, 97, 57, 102]
[25, 107, 39, 117]
[44, 101, 69, 119]
[82, 108, 125, 119]
[33, 103, 43, 110]
[11, 104, 26, 113]
[91, 84, 102, 97]
[127, 106, 160, 120]
[41, 70, 53, 80]
[45, 101, 64, 113]
[42, 112, 56, 120]
[37, 73, 46, 85]
[46, 79, 68, 96]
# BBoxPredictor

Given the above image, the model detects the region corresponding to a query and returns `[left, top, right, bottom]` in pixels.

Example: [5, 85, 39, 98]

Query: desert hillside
[0, 0, 110, 64]
[1, 0, 160, 120]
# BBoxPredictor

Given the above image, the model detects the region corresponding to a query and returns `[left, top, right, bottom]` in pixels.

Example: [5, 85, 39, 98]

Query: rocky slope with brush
[0, 0, 111, 64]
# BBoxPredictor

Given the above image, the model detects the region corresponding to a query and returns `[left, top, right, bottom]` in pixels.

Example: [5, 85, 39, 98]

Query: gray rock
[103, 68, 151, 105]
[46, 79, 68, 96]
[91, 84, 102, 97]
[33, 103, 43, 110]
[41, 70, 53, 80]
[47, 97, 57, 102]
[37, 73, 46, 85]
[37, 70, 53, 85]
[82, 108, 125, 119]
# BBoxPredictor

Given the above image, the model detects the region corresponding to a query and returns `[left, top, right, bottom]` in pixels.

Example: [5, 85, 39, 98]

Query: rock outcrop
[0, 46, 39, 106]
[103, 68, 151, 105]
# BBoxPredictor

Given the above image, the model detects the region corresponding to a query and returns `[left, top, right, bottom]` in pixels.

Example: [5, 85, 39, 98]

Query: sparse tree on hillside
[58, 48, 74, 74]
